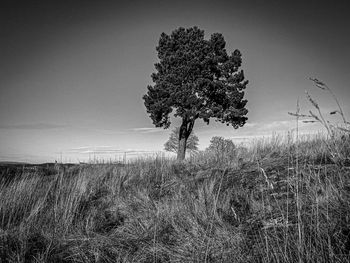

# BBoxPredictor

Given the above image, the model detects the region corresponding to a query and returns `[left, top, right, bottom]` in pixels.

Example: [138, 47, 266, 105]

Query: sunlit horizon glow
[1, 0, 349, 163]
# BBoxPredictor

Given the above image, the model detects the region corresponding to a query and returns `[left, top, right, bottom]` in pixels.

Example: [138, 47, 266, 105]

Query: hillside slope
[0, 134, 349, 262]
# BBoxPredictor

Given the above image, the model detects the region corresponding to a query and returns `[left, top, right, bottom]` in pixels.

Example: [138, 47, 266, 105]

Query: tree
[206, 136, 237, 164]
[164, 127, 199, 154]
[207, 136, 236, 156]
[143, 26, 248, 160]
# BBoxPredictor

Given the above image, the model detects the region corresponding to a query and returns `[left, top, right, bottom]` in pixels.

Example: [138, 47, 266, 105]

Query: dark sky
[1, 0, 350, 162]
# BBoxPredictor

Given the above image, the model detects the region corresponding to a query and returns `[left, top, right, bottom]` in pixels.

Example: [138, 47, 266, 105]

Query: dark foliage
[143, 26, 248, 159]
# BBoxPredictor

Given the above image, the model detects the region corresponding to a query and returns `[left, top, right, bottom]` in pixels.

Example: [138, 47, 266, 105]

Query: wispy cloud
[256, 120, 321, 132]
[66, 146, 119, 154]
[257, 120, 295, 131]
[69, 146, 113, 151]
[128, 127, 165, 133]
[65, 146, 158, 155]
[0, 123, 68, 130]
[242, 122, 259, 128]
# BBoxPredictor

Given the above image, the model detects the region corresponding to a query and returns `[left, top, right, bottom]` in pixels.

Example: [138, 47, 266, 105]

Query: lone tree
[164, 127, 199, 154]
[206, 136, 236, 161]
[207, 136, 236, 155]
[143, 26, 248, 160]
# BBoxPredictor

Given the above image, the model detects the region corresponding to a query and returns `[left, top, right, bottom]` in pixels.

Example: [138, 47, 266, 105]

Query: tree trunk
[177, 118, 195, 161]
[177, 135, 187, 161]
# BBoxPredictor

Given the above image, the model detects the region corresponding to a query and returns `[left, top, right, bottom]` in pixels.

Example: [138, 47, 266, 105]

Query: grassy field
[0, 131, 349, 262]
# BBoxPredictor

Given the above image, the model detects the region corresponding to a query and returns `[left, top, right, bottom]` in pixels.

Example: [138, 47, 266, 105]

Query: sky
[1, 0, 349, 163]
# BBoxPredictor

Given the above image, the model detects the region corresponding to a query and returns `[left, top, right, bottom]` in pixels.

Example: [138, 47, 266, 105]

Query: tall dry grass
[1, 130, 349, 262]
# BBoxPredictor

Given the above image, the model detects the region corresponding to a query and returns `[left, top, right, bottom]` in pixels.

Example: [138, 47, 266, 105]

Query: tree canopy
[143, 26, 248, 160]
